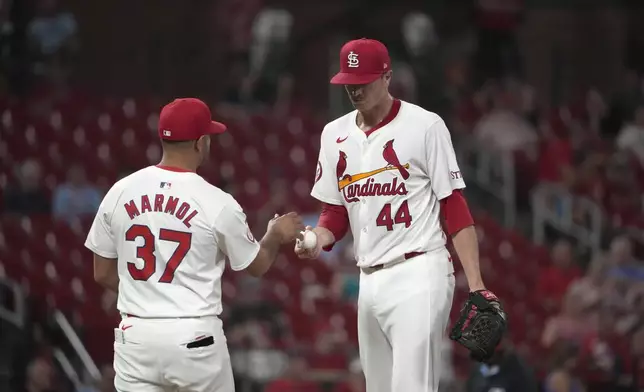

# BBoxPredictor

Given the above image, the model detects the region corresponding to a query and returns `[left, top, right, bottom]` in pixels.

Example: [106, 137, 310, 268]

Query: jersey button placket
[357, 140, 370, 261]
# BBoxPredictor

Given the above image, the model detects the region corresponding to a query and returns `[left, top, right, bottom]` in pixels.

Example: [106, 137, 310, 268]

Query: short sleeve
[214, 200, 261, 271]
[425, 118, 466, 200]
[84, 189, 119, 259]
[310, 134, 343, 205]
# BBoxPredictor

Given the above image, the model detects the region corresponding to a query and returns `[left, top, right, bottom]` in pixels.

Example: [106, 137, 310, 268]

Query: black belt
[361, 251, 425, 274]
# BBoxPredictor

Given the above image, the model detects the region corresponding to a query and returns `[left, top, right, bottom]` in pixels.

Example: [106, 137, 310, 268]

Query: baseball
[299, 230, 317, 249]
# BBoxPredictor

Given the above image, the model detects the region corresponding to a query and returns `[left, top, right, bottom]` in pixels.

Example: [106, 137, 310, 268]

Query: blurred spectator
[27, 0, 78, 81]
[567, 255, 607, 310]
[473, 86, 538, 152]
[221, 54, 250, 105]
[616, 286, 644, 335]
[263, 354, 322, 392]
[603, 152, 642, 226]
[543, 341, 585, 392]
[541, 289, 595, 349]
[330, 271, 359, 303]
[616, 104, 644, 166]
[242, 8, 294, 110]
[52, 165, 101, 223]
[537, 240, 582, 310]
[465, 336, 539, 392]
[77, 364, 115, 392]
[97, 363, 115, 392]
[583, 89, 609, 138]
[308, 321, 348, 372]
[537, 115, 575, 186]
[3, 159, 50, 215]
[333, 358, 365, 392]
[400, 12, 446, 114]
[23, 356, 56, 392]
[578, 307, 634, 392]
[607, 236, 644, 282]
[213, 0, 263, 55]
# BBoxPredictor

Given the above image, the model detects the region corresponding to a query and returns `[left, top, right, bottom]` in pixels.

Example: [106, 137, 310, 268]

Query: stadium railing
[53, 310, 101, 386]
[456, 140, 517, 228]
[531, 183, 603, 255]
[0, 277, 25, 329]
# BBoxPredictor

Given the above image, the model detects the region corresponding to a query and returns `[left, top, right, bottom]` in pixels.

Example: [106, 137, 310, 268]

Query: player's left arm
[85, 188, 120, 293]
[442, 193, 484, 291]
[93, 254, 118, 292]
[425, 118, 485, 292]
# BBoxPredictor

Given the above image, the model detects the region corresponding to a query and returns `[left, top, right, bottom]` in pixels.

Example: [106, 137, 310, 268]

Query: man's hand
[266, 212, 305, 244]
[294, 226, 322, 259]
[294, 226, 335, 259]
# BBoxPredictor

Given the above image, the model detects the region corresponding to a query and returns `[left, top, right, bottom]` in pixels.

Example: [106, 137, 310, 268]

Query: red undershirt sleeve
[440, 189, 474, 235]
[317, 202, 350, 251]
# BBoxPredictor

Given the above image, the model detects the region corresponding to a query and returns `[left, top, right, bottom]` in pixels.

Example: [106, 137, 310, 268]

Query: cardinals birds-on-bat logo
[334, 141, 410, 202]
[334, 140, 411, 194]
[382, 139, 410, 180]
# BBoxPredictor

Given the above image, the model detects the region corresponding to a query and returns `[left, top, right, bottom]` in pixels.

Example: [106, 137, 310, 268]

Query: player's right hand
[294, 225, 323, 259]
[267, 212, 305, 244]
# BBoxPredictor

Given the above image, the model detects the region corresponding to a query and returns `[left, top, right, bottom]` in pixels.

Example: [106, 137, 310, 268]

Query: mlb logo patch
[163, 130, 172, 137]
[160, 182, 172, 189]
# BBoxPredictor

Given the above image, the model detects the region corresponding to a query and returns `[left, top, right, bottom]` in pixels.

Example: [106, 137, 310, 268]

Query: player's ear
[383, 70, 392, 86]
[196, 135, 210, 154]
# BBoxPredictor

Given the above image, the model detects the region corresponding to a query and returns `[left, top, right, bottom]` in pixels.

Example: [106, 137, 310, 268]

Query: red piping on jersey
[364, 99, 401, 137]
[440, 189, 474, 235]
[317, 202, 350, 251]
[156, 165, 193, 173]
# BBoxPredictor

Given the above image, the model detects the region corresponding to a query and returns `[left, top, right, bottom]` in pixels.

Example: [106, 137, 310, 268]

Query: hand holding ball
[298, 230, 318, 250]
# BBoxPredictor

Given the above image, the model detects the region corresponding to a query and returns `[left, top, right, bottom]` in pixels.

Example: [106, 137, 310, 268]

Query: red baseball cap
[330, 38, 391, 85]
[158, 98, 226, 141]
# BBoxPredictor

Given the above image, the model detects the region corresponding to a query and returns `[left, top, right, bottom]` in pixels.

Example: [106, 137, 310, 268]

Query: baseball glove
[449, 290, 507, 362]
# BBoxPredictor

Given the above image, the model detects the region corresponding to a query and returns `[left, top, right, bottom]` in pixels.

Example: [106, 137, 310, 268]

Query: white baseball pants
[113, 315, 234, 392]
[358, 247, 455, 392]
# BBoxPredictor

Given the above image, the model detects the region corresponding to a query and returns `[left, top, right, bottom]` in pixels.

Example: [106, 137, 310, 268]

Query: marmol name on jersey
[123, 194, 199, 228]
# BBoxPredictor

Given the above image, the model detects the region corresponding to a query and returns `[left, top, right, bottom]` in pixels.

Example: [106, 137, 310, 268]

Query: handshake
[266, 212, 324, 259]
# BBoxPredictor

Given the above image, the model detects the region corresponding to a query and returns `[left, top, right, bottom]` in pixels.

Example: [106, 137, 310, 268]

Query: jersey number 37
[125, 224, 192, 283]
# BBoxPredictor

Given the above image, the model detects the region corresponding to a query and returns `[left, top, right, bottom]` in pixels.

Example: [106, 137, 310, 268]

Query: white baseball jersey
[311, 100, 465, 268]
[84, 166, 260, 318]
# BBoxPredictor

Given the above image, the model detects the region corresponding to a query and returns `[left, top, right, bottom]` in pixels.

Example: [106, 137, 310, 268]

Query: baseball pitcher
[295, 39, 506, 392]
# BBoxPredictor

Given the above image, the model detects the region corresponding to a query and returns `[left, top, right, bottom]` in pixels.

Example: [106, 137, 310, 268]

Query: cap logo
[347, 51, 359, 68]
[163, 130, 172, 137]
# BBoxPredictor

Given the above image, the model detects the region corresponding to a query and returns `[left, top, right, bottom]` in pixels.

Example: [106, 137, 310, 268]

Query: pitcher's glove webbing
[449, 290, 507, 362]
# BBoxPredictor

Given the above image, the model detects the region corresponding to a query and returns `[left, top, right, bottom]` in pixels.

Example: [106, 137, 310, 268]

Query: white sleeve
[84, 188, 118, 259]
[310, 135, 343, 205]
[214, 200, 261, 271]
[425, 118, 466, 200]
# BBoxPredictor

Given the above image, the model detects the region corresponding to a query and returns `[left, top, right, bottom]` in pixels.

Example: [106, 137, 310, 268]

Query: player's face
[344, 71, 392, 111]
